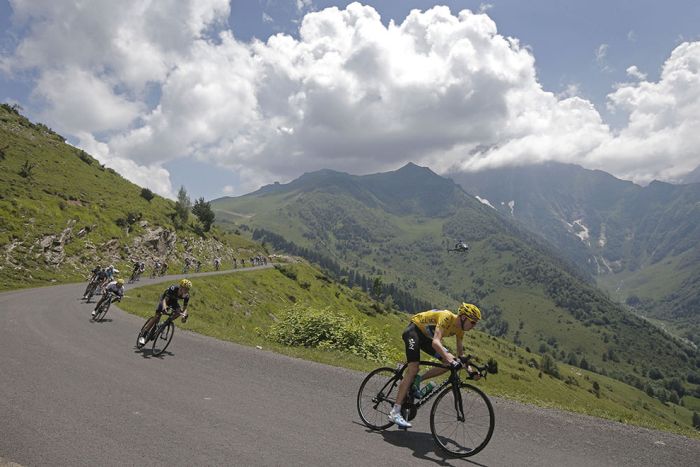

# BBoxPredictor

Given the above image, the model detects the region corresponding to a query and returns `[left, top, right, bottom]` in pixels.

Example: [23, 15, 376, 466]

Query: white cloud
[557, 83, 582, 99]
[296, 0, 313, 12]
[625, 65, 647, 81]
[2, 2, 700, 194]
[589, 41, 700, 183]
[35, 68, 144, 134]
[595, 43, 612, 72]
[478, 3, 494, 14]
[77, 131, 175, 198]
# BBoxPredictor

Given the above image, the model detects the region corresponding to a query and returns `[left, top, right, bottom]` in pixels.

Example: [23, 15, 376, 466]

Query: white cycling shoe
[388, 410, 412, 429]
[138, 336, 146, 345]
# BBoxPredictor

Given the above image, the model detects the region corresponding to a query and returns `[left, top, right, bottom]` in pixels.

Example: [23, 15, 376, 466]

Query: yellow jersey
[410, 309, 463, 339]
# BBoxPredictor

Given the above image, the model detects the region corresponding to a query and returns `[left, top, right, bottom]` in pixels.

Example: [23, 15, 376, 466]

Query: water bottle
[419, 382, 435, 398]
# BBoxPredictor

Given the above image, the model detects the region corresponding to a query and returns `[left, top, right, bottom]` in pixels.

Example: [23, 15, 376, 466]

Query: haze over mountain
[448, 162, 700, 345]
[681, 165, 700, 184]
[211, 163, 697, 391]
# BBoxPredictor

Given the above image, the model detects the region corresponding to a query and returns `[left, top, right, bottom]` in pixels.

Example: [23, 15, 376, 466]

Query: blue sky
[1, 1, 699, 200]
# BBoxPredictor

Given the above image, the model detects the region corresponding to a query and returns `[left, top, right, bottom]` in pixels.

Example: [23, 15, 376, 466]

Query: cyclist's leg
[144, 304, 165, 335]
[417, 341, 450, 382]
[394, 324, 422, 408]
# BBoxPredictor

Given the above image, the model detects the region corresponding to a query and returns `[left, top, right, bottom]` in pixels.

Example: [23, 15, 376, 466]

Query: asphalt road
[2, 269, 699, 466]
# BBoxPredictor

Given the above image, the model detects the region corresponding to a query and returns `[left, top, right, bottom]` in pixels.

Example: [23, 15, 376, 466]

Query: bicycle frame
[396, 361, 463, 411]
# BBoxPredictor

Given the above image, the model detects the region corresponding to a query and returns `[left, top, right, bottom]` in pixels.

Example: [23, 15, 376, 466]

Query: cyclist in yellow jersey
[388, 303, 482, 429]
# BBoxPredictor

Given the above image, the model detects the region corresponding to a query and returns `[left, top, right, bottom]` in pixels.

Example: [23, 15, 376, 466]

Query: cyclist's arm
[455, 334, 464, 358]
[432, 327, 455, 363]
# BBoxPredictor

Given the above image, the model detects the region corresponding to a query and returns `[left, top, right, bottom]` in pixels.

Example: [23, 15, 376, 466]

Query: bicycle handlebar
[452, 355, 492, 379]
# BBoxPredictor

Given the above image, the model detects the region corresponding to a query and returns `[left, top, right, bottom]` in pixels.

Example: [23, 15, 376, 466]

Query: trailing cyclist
[138, 278, 191, 346]
[92, 278, 125, 317]
[389, 303, 482, 429]
[83, 267, 109, 300]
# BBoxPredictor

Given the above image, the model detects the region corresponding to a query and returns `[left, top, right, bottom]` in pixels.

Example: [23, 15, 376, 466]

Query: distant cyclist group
[79, 255, 269, 353]
[80, 262, 191, 355]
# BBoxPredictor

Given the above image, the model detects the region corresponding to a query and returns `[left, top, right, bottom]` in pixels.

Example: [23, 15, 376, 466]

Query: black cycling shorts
[402, 323, 446, 363]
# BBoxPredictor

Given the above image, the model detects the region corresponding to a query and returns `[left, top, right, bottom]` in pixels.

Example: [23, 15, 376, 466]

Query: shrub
[192, 197, 215, 231]
[78, 150, 93, 165]
[275, 265, 297, 280]
[541, 354, 560, 379]
[18, 160, 35, 178]
[486, 358, 498, 374]
[140, 188, 155, 202]
[267, 305, 390, 362]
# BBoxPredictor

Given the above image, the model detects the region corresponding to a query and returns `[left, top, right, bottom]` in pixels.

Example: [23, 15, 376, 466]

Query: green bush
[267, 305, 390, 362]
[541, 354, 561, 379]
[140, 188, 155, 202]
[275, 265, 298, 280]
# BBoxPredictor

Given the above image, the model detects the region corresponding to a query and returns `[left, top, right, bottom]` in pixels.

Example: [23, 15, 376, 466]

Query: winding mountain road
[1, 268, 699, 466]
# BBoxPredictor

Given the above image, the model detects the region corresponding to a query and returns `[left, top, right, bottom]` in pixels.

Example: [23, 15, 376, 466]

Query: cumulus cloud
[625, 65, 647, 80]
[2, 1, 699, 195]
[77, 131, 175, 197]
[589, 41, 700, 183]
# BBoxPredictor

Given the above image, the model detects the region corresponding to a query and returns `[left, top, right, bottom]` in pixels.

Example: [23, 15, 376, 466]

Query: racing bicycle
[357, 356, 496, 457]
[135, 307, 183, 356]
[92, 292, 119, 322]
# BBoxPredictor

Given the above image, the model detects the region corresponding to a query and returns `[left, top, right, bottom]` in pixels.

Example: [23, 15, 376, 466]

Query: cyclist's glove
[449, 360, 463, 370]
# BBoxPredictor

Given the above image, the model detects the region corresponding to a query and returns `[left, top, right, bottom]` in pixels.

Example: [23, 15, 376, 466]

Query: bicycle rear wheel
[83, 281, 94, 298]
[136, 318, 153, 349]
[429, 383, 494, 457]
[151, 322, 175, 356]
[357, 367, 400, 430]
[85, 282, 98, 302]
[92, 300, 110, 322]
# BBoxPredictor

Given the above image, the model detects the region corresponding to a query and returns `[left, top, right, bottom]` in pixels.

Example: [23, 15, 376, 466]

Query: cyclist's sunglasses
[461, 316, 478, 327]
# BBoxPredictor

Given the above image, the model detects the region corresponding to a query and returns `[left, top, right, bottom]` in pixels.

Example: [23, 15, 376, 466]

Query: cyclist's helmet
[458, 303, 481, 322]
[179, 278, 192, 289]
[116, 278, 125, 286]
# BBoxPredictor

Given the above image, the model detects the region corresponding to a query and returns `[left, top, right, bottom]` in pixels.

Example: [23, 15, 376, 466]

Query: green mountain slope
[448, 162, 700, 345]
[0, 103, 264, 290]
[211, 164, 699, 401]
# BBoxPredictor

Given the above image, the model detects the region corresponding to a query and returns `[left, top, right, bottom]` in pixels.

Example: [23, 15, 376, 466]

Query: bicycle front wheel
[357, 367, 400, 430]
[151, 322, 175, 356]
[430, 383, 494, 457]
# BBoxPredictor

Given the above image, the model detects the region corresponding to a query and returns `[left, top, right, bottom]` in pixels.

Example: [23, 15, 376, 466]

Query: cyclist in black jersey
[138, 279, 191, 346]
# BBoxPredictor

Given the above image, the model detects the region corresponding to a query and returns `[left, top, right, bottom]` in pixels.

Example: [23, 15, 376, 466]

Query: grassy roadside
[118, 262, 700, 439]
